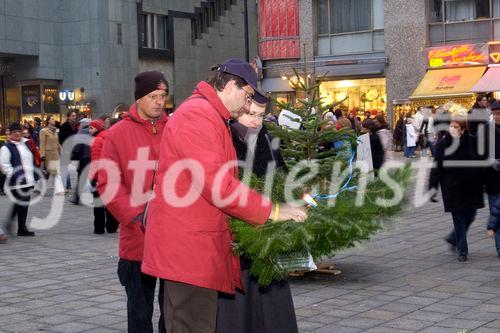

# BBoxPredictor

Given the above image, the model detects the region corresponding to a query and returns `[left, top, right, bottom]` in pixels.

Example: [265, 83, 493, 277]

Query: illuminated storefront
[319, 78, 387, 118]
[410, 43, 490, 113]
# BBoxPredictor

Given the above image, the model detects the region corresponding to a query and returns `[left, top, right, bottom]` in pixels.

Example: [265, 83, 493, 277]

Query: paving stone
[484, 319, 500, 328]
[436, 318, 487, 330]
[51, 322, 98, 333]
[361, 309, 403, 321]
[398, 296, 441, 306]
[420, 303, 469, 314]
[37, 314, 83, 325]
[383, 317, 434, 331]
[296, 320, 324, 331]
[334, 317, 385, 329]
[364, 327, 413, 333]
[1, 321, 49, 333]
[404, 310, 452, 322]
[473, 328, 500, 333]
[1, 158, 500, 332]
[311, 325, 363, 333]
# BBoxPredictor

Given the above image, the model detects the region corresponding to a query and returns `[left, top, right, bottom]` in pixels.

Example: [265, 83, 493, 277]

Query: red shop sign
[427, 43, 488, 68]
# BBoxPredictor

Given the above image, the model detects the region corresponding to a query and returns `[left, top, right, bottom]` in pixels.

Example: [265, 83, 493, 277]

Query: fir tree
[230, 52, 411, 286]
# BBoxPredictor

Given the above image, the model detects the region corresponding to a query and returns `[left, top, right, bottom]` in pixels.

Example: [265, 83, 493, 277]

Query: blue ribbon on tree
[314, 144, 358, 200]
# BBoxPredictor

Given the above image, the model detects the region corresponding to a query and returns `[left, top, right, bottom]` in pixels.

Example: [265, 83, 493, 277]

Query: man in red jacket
[97, 71, 168, 333]
[142, 59, 307, 332]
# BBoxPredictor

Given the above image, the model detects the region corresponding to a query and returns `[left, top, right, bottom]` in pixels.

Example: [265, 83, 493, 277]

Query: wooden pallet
[288, 262, 342, 277]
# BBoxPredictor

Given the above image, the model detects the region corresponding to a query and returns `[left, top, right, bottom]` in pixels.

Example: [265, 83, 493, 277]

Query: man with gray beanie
[97, 70, 168, 333]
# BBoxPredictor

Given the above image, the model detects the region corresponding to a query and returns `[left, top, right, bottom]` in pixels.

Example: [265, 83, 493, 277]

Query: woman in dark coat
[434, 117, 484, 262]
[216, 98, 296, 333]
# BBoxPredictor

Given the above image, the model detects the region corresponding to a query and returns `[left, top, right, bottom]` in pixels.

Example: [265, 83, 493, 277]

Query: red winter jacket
[141, 81, 273, 294]
[97, 104, 167, 261]
[89, 130, 107, 182]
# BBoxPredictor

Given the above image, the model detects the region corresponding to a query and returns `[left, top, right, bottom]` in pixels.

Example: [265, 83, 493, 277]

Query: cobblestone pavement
[1, 165, 499, 333]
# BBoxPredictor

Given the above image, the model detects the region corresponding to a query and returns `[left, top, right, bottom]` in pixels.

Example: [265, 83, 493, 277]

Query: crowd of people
[0, 58, 498, 332]
[392, 95, 500, 262]
[0, 110, 120, 242]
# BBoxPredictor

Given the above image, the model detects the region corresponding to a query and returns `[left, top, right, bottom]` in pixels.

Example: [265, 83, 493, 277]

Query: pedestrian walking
[434, 117, 484, 262]
[32, 117, 42, 147]
[404, 116, 417, 158]
[141, 58, 307, 333]
[38, 115, 64, 195]
[335, 109, 351, 130]
[217, 98, 296, 333]
[363, 118, 385, 174]
[59, 110, 79, 192]
[485, 101, 500, 257]
[0, 122, 39, 239]
[97, 70, 169, 333]
[0, 128, 7, 196]
[69, 118, 92, 205]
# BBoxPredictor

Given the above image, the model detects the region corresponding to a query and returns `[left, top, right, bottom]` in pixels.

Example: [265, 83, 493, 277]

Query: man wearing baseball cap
[142, 59, 307, 332]
[97, 70, 168, 333]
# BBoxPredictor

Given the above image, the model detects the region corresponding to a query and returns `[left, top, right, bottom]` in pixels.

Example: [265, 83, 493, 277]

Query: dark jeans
[489, 194, 500, 254]
[4, 186, 33, 234]
[164, 280, 217, 333]
[404, 145, 416, 157]
[446, 210, 477, 257]
[93, 191, 118, 233]
[117, 259, 166, 333]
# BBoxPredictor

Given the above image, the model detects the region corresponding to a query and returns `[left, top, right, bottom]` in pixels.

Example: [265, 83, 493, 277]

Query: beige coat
[39, 127, 61, 174]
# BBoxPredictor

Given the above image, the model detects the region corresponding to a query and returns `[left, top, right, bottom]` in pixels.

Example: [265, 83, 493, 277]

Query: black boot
[17, 226, 35, 236]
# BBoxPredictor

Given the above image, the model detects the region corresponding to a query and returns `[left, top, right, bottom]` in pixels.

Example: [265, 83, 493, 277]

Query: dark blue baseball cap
[490, 100, 500, 111]
[218, 58, 268, 104]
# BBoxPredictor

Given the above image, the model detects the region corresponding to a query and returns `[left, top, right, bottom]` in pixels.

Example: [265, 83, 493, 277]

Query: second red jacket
[97, 104, 167, 261]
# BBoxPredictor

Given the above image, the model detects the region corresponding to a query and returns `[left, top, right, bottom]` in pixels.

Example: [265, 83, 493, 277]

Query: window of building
[316, 0, 384, 56]
[429, 0, 500, 44]
[117, 23, 122, 45]
[138, 13, 168, 50]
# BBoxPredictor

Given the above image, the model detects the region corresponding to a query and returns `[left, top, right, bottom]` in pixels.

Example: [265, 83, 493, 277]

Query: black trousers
[0, 171, 5, 193]
[93, 191, 118, 233]
[117, 259, 166, 333]
[73, 162, 89, 203]
[4, 186, 33, 233]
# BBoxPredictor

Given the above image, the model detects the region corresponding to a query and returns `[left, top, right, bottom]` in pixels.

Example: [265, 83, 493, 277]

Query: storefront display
[20, 82, 64, 124]
[319, 78, 387, 118]
[391, 99, 412, 126]
[409, 42, 495, 113]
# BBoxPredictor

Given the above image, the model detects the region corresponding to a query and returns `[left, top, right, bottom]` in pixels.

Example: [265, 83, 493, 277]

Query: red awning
[471, 66, 500, 92]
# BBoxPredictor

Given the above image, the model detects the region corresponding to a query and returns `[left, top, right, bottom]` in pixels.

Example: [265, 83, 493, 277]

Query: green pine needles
[229, 65, 411, 286]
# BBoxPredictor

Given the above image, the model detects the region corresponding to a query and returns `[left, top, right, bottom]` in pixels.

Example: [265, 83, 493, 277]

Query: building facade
[259, 0, 500, 126]
[0, 0, 258, 125]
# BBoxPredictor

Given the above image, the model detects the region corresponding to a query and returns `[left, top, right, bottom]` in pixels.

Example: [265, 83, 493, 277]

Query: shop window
[316, 0, 384, 56]
[319, 78, 387, 117]
[429, 0, 500, 45]
[138, 13, 168, 50]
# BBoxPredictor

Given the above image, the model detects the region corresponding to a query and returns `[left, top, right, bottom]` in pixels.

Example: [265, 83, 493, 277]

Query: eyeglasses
[240, 87, 254, 104]
[245, 112, 265, 120]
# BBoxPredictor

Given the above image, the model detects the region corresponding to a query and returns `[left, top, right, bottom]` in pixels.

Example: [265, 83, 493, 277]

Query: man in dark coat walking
[59, 110, 79, 191]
